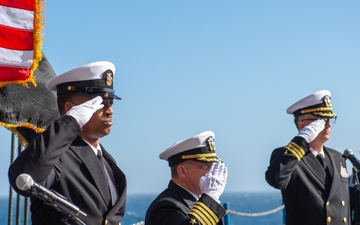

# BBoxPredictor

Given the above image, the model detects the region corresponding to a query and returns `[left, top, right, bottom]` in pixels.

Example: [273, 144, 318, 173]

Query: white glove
[199, 162, 228, 201]
[297, 119, 325, 143]
[66, 96, 104, 127]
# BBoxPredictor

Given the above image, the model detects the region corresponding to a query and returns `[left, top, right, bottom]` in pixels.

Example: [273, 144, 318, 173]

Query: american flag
[0, 0, 44, 87]
[0, 0, 59, 145]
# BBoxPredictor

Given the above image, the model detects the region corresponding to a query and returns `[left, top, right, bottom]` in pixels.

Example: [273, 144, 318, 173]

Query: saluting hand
[66, 96, 104, 127]
[199, 162, 228, 201]
[297, 119, 325, 143]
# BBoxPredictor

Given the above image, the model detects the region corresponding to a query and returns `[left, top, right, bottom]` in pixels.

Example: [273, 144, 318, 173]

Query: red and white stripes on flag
[0, 0, 44, 87]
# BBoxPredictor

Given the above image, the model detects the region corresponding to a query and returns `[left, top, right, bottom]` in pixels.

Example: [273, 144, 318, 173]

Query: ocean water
[1, 192, 284, 225]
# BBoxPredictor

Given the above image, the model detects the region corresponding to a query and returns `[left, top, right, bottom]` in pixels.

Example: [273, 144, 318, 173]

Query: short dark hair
[57, 93, 82, 115]
[170, 160, 191, 178]
[294, 117, 299, 127]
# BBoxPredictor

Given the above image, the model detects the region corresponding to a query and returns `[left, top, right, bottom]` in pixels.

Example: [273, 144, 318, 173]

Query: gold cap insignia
[323, 95, 331, 107]
[207, 136, 216, 151]
[104, 70, 113, 86]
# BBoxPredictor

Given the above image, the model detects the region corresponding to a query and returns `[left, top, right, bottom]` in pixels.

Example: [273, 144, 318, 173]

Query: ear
[297, 121, 305, 130]
[64, 101, 74, 113]
[176, 164, 187, 177]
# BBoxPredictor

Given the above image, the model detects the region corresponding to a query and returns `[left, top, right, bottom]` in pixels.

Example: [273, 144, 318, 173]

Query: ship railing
[224, 202, 285, 217]
[223, 202, 285, 225]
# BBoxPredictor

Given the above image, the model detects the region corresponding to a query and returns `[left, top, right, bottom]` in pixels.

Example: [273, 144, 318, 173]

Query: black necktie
[97, 150, 119, 205]
[316, 154, 327, 170]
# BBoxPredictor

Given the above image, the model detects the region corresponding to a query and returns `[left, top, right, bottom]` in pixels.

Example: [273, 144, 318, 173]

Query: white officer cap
[286, 90, 336, 118]
[159, 131, 221, 167]
[46, 61, 121, 99]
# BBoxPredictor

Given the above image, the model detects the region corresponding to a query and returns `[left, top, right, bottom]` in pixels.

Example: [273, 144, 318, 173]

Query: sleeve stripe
[188, 201, 219, 225]
[192, 205, 215, 224]
[196, 202, 218, 222]
[285, 142, 305, 161]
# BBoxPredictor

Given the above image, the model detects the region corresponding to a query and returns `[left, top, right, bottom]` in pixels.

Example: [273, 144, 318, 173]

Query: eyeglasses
[300, 117, 337, 124]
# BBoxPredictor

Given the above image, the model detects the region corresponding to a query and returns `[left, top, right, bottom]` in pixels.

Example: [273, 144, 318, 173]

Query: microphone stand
[352, 167, 360, 225]
[353, 167, 360, 193]
[30, 187, 87, 225]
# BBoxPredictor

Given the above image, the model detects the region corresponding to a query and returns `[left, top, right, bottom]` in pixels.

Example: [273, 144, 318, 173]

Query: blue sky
[1, 0, 360, 196]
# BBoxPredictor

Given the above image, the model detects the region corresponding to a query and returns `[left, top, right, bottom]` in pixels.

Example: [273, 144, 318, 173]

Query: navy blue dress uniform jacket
[145, 180, 226, 225]
[8, 115, 127, 225]
[265, 136, 350, 225]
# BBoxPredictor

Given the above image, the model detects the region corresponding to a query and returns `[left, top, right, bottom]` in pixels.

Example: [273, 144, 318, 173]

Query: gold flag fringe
[29, 0, 45, 87]
[0, 122, 45, 146]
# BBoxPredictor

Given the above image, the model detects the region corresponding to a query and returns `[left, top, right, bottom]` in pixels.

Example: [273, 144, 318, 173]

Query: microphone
[343, 149, 360, 170]
[16, 174, 87, 221]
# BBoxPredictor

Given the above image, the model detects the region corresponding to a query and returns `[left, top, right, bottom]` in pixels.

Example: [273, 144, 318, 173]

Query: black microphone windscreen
[16, 174, 34, 191]
[343, 149, 353, 158]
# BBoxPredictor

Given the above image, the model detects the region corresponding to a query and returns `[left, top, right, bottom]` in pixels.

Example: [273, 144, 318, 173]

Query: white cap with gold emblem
[286, 90, 336, 118]
[46, 61, 121, 100]
[160, 131, 221, 167]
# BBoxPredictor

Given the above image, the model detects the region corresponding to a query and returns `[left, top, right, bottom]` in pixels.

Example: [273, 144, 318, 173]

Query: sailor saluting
[265, 90, 350, 225]
[145, 131, 228, 225]
[9, 61, 126, 225]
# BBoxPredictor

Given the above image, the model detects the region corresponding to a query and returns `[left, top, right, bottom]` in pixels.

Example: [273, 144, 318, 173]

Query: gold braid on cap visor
[300, 106, 332, 114]
[300, 107, 337, 118]
[182, 153, 220, 161]
[313, 111, 337, 118]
